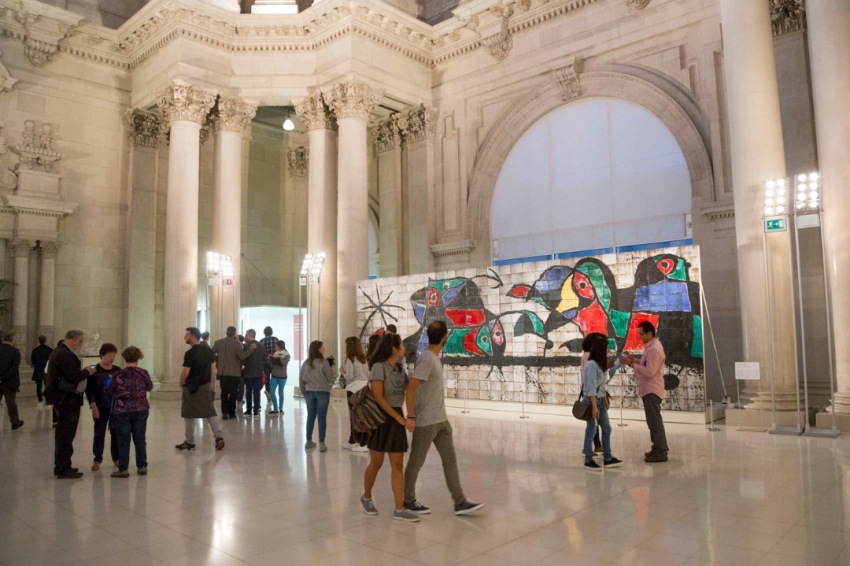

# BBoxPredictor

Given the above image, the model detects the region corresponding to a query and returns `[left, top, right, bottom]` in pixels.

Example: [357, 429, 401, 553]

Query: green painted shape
[531, 297, 548, 308]
[691, 315, 704, 358]
[514, 311, 546, 338]
[654, 255, 687, 281]
[444, 328, 469, 355]
[576, 263, 612, 310]
[610, 310, 630, 338]
[608, 338, 617, 352]
[430, 278, 466, 291]
[476, 327, 494, 356]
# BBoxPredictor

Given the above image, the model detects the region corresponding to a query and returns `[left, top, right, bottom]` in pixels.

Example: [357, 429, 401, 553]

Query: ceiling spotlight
[283, 117, 295, 131]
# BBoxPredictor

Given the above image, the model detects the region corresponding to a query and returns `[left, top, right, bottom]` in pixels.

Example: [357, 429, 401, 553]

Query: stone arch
[467, 65, 714, 266]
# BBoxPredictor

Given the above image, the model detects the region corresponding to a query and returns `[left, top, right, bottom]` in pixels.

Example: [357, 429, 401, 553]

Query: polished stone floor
[2, 389, 850, 566]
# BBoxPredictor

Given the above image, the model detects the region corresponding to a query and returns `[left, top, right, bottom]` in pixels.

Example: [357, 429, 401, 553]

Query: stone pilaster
[156, 80, 217, 395]
[400, 106, 438, 275]
[9, 239, 34, 356]
[37, 241, 59, 349]
[371, 115, 403, 277]
[323, 78, 383, 352]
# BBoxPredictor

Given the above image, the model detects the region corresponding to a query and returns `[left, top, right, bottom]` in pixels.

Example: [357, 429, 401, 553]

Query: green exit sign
[765, 218, 787, 232]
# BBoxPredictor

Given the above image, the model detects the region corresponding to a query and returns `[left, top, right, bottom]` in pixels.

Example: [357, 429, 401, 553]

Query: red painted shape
[492, 320, 505, 346]
[428, 287, 441, 306]
[446, 309, 486, 327]
[574, 300, 609, 336]
[508, 284, 531, 298]
[624, 313, 660, 351]
[462, 328, 485, 356]
[573, 271, 595, 300]
[657, 258, 674, 276]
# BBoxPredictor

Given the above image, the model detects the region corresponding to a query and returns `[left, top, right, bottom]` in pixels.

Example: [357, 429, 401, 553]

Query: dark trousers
[237, 378, 245, 402]
[243, 377, 262, 414]
[92, 406, 119, 463]
[0, 386, 19, 424]
[35, 379, 43, 403]
[219, 376, 239, 417]
[54, 396, 82, 474]
[114, 410, 148, 472]
[642, 393, 668, 453]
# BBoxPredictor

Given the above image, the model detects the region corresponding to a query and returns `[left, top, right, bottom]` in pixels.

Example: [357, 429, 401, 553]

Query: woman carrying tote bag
[582, 336, 623, 472]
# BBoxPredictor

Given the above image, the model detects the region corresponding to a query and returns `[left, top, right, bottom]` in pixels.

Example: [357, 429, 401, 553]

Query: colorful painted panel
[356, 245, 705, 411]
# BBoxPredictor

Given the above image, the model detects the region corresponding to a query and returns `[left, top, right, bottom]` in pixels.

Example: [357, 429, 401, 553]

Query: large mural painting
[356, 245, 705, 411]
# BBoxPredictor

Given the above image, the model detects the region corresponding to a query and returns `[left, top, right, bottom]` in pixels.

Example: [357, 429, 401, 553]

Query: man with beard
[175, 327, 225, 451]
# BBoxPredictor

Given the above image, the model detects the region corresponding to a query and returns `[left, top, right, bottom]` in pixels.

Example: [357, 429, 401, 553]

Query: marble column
[296, 92, 338, 357]
[210, 96, 257, 340]
[323, 78, 383, 352]
[808, 1, 850, 421]
[401, 106, 438, 275]
[156, 80, 217, 393]
[10, 238, 33, 354]
[370, 115, 403, 277]
[125, 110, 166, 377]
[720, 0, 797, 417]
[37, 241, 60, 347]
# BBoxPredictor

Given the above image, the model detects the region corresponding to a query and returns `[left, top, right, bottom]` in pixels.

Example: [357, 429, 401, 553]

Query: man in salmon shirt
[621, 321, 668, 463]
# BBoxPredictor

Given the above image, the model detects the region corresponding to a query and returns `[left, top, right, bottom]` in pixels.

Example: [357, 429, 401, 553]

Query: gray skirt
[181, 386, 217, 419]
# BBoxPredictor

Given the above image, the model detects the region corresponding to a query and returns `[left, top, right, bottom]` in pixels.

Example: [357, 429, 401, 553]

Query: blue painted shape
[442, 282, 466, 306]
[535, 266, 572, 294]
[417, 331, 429, 351]
[412, 302, 426, 324]
[634, 281, 691, 312]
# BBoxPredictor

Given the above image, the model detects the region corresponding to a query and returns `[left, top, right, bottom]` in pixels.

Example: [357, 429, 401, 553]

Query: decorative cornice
[0, 1, 84, 67]
[625, 0, 650, 9]
[39, 240, 60, 258]
[399, 105, 438, 145]
[370, 114, 402, 154]
[700, 200, 735, 221]
[0, 120, 16, 190]
[210, 96, 257, 133]
[156, 79, 217, 124]
[770, 0, 805, 37]
[286, 146, 308, 177]
[430, 240, 476, 257]
[322, 77, 383, 121]
[294, 91, 336, 131]
[125, 109, 169, 148]
[8, 238, 34, 256]
[554, 56, 584, 100]
[2, 194, 77, 218]
[12, 120, 61, 172]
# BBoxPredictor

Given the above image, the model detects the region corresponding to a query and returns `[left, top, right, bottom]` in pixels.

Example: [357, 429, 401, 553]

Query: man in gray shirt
[403, 320, 484, 516]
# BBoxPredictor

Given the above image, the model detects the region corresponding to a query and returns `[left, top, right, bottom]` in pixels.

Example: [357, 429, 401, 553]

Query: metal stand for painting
[791, 179, 839, 437]
[617, 370, 628, 427]
[461, 388, 470, 414]
[707, 399, 720, 432]
[520, 391, 529, 419]
[700, 286, 730, 406]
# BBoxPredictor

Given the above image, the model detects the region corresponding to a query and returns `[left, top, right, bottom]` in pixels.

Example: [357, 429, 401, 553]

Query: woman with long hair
[298, 340, 335, 452]
[360, 333, 419, 522]
[341, 337, 370, 452]
[269, 340, 290, 415]
[581, 332, 606, 458]
[365, 333, 381, 361]
[582, 336, 622, 472]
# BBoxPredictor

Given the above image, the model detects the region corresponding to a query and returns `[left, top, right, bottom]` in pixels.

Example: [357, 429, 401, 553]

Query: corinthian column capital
[322, 78, 383, 121]
[9, 239, 34, 257]
[156, 79, 218, 124]
[295, 91, 336, 131]
[125, 109, 169, 148]
[399, 105, 438, 145]
[211, 97, 258, 133]
[370, 114, 402, 153]
[40, 241, 61, 259]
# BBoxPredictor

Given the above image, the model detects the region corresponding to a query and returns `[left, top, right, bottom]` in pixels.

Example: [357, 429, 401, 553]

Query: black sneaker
[56, 470, 84, 479]
[243, 411, 252, 416]
[222, 414, 230, 420]
[11, 420, 24, 430]
[404, 500, 431, 515]
[604, 457, 623, 468]
[645, 452, 668, 463]
[454, 499, 484, 515]
[175, 442, 196, 451]
[584, 460, 602, 472]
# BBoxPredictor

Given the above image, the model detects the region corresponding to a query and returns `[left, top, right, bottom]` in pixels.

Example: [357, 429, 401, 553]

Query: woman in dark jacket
[86, 343, 122, 472]
[30, 335, 52, 409]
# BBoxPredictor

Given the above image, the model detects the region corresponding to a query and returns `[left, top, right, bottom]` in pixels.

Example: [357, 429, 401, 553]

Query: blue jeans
[270, 377, 286, 411]
[304, 390, 330, 442]
[584, 400, 612, 463]
[114, 410, 148, 472]
[243, 377, 262, 415]
[92, 405, 119, 464]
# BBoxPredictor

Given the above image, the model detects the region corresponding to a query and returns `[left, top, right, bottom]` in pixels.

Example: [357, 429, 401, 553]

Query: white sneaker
[352, 445, 369, 452]
[342, 443, 354, 450]
[37, 402, 44, 410]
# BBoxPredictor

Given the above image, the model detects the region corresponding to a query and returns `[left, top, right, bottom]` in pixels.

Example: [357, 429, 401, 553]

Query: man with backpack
[47, 329, 96, 479]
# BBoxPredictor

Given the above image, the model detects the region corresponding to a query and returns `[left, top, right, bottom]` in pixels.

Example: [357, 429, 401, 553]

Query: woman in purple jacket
[105, 347, 153, 478]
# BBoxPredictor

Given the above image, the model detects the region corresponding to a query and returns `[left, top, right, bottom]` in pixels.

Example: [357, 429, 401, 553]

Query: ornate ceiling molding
[0, 0, 84, 67]
[625, 0, 650, 9]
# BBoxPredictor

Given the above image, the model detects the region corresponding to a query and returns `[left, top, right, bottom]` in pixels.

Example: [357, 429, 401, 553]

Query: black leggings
[35, 379, 43, 402]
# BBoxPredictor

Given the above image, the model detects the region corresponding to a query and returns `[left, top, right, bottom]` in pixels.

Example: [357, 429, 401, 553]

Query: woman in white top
[341, 336, 370, 452]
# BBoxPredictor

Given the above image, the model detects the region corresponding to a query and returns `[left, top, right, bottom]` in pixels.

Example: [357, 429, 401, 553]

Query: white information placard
[735, 362, 760, 381]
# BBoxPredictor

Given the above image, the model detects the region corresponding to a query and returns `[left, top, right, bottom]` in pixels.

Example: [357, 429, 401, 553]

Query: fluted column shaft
[720, 0, 797, 410]
[37, 241, 60, 346]
[323, 78, 383, 351]
[296, 92, 338, 358]
[807, 1, 850, 413]
[157, 80, 216, 393]
[211, 97, 256, 341]
[10, 239, 33, 353]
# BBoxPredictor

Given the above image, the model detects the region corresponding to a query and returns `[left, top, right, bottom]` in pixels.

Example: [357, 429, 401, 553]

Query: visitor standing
[403, 321, 484, 516]
[0, 333, 23, 430]
[175, 327, 225, 451]
[260, 326, 277, 402]
[621, 320, 669, 463]
[360, 333, 419, 522]
[30, 335, 52, 409]
[581, 336, 623, 472]
[241, 329, 264, 418]
[299, 340, 334, 452]
[212, 327, 251, 420]
[269, 340, 290, 415]
[86, 343, 121, 472]
[580, 332, 606, 458]
[106, 347, 153, 477]
[201, 331, 211, 347]
[341, 336, 369, 451]
[48, 329, 96, 479]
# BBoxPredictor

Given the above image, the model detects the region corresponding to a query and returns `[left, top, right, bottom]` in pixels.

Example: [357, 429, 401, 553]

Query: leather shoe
[644, 449, 656, 458]
[644, 452, 668, 463]
[56, 470, 84, 479]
